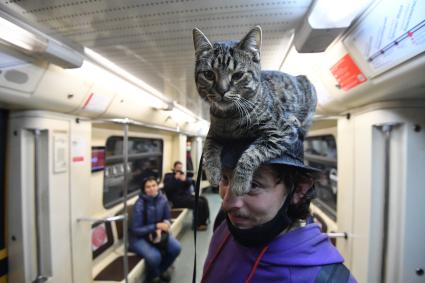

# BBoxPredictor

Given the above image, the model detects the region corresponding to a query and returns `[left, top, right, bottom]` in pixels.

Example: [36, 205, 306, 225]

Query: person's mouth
[228, 213, 250, 226]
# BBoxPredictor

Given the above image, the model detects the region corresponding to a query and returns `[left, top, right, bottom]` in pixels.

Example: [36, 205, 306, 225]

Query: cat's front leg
[231, 128, 297, 195]
[231, 164, 255, 196]
[203, 136, 223, 187]
[231, 143, 283, 195]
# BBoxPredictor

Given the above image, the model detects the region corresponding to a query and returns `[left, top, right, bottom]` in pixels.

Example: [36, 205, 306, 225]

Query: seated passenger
[163, 161, 193, 191]
[163, 161, 210, 230]
[129, 177, 181, 283]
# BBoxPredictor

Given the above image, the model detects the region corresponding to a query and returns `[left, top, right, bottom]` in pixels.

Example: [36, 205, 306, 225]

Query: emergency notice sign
[330, 54, 367, 91]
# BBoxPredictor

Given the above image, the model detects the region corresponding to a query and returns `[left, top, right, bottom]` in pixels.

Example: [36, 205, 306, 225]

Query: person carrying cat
[193, 27, 356, 282]
[200, 137, 357, 283]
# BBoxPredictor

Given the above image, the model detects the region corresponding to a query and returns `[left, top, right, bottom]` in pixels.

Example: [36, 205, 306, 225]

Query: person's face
[219, 165, 287, 229]
[144, 180, 159, 197]
[174, 163, 183, 172]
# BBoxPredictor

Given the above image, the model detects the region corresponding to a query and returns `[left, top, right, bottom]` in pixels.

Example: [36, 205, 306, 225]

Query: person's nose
[220, 184, 243, 210]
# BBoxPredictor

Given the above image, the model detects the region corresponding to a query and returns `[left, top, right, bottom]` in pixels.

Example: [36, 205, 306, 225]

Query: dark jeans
[172, 195, 210, 227]
[129, 235, 181, 280]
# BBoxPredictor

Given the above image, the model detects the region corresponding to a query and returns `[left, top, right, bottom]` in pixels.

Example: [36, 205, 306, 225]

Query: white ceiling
[1, 0, 313, 119]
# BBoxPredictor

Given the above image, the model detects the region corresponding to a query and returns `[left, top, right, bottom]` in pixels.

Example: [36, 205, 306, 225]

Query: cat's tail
[295, 75, 317, 135]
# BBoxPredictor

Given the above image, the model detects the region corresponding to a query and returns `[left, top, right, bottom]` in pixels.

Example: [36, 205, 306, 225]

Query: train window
[304, 135, 337, 221]
[103, 136, 163, 208]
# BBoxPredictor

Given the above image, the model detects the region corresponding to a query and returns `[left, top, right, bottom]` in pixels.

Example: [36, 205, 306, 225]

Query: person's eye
[203, 71, 215, 80]
[247, 182, 261, 195]
[232, 72, 244, 81]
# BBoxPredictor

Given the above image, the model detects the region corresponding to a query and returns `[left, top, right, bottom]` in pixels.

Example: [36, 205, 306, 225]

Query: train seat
[94, 255, 142, 282]
[92, 204, 188, 282]
[169, 208, 188, 236]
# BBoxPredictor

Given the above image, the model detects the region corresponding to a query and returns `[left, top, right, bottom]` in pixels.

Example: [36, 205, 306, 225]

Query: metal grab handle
[32, 275, 48, 283]
[33, 129, 50, 283]
[327, 232, 348, 239]
[77, 214, 127, 223]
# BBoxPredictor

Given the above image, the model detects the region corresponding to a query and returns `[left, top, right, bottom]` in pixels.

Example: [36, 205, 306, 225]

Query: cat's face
[193, 27, 262, 113]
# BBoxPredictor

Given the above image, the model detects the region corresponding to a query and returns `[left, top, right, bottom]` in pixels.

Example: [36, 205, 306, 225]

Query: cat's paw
[205, 166, 221, 187]
[231, 170, 252, 196]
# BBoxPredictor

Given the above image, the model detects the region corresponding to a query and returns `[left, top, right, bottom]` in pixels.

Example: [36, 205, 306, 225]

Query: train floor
[170, 188, 222, 283]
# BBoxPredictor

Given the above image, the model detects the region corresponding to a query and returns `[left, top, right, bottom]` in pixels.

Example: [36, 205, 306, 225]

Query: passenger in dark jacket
[163, 161, 210, 230]
[129, 177, 181, 283]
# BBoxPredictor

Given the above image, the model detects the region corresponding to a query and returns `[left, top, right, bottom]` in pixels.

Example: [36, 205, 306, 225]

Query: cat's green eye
[203, 71, 215, 80]
[232, 72, 244, 81]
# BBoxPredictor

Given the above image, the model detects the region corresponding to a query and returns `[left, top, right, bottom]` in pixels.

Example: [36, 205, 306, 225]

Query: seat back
[115, 204, 134, 241]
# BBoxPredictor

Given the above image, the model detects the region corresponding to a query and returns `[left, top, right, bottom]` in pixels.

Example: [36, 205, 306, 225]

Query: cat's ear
[193, 28, 213, 56]
[238, 26, 262, 62]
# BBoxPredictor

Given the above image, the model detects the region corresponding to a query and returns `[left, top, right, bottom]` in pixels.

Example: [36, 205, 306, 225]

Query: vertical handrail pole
[123, 120, 129, 283]
[381, 125, 391, 283]
[374, 123, 400, 283]
[33, 129, 42, 282]
[33, 130, 48, 283]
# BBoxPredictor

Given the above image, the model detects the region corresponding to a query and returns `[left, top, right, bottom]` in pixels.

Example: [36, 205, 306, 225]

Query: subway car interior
[0, 0, 424, 282]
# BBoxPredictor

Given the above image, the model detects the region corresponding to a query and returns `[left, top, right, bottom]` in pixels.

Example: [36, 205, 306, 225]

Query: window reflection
[304, 135, 337, 221]
[103, 136, 163, 208]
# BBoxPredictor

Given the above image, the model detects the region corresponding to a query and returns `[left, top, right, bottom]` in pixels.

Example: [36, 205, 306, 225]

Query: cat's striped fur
[193, 26, 317, 195]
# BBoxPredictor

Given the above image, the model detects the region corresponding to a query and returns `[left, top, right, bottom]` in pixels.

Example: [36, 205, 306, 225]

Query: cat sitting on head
[193, 26, 317, 195]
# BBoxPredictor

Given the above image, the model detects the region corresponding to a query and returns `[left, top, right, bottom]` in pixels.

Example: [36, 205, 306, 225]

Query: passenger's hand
[175, 171, 186, 181]
[156, 222, 169, 231]
[153, 229, 162, 243]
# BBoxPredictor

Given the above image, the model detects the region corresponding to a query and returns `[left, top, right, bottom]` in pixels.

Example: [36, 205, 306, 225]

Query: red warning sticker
[82, 93, 94, 109]
[72, 156, 84, 162]
[330, 54, 367, 91]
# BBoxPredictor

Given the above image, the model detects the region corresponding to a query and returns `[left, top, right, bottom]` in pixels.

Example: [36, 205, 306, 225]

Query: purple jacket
[202, 222, 357, 283]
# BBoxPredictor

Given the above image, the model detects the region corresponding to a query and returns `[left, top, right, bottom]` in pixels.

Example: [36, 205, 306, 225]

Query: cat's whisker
[235, 101, 251, 128]
[240, 106, 250, 128]
[239, 96, 255, 106]
[234, 101, 244, 121]
[234, 102, 242, 119]
[240, 100, 253, 128]
[239, 97, 257, 111]
[239, 98, 258, 126]
[238, 100, 251, 127]
[234, 101, 247, 127]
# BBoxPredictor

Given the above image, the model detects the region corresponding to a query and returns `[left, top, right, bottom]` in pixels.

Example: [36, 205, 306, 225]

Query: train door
[337, 102, 425, 283]
[0, 109, 8, 283]
[7, 111, 92, 283]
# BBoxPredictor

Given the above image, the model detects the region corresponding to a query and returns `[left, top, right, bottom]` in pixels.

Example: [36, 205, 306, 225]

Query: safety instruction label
[330, 54, 367, 91]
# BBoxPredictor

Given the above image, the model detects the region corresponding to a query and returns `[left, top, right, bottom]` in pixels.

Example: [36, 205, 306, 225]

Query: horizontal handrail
[77, 214, 126, 223]
[304, 153, 337, 165]
[327, 232, 348, 239]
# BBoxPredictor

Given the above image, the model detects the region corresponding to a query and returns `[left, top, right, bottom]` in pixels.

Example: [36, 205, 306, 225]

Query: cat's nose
[215, 82, 229, 96]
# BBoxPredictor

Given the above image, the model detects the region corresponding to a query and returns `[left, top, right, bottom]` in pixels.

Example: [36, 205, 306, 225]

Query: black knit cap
[220, 136, 320, 173]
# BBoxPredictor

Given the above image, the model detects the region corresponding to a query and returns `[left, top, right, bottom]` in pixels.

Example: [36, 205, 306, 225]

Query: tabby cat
[193, 26, 317, 195]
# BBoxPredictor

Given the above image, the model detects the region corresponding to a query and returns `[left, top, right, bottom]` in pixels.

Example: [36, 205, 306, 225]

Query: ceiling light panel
[1, 0, 313, 119]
